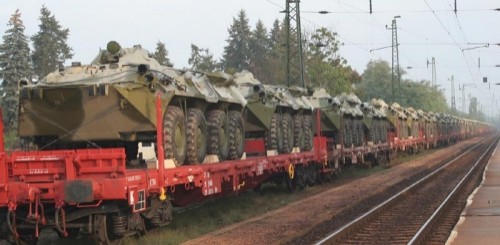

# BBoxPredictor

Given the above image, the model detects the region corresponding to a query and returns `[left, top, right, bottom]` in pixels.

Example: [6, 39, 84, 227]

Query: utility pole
[431, 57, 436, 87]
[284, 0, 305, 88]
[386, 16, 401, 103]
[450, 75, 456, 112]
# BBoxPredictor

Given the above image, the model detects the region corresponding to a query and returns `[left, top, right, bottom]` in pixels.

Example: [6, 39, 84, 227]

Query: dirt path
[183, 138, 482, 245]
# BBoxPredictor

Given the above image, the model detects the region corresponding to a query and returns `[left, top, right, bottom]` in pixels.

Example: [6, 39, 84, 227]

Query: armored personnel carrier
[18, 41, 247, 166]
[361, 99, 388, 144]
[337, 93, 364, 147]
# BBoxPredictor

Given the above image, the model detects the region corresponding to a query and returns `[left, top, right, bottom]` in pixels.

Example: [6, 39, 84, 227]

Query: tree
[188, 44, 218, 72]
[357, 60, 392, 102]
[304, 27, 360, 95]
[222, 9, 252, 73]
[0, 9, 31, 129]
[265, 19, 286, 85]
[153, 41, 172, 66]
[358, 59, 448, 112]
[248, 20, 269, 82]
[31, 5, 72, 78]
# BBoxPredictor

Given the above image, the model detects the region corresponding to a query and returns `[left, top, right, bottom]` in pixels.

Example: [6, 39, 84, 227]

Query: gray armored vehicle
[361, 99, 388, 144]
[18, 41, 247, 166]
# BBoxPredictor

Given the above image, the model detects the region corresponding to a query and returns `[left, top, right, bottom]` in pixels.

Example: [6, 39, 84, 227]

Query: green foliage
[31, 5, 73, 78]
[222, 9, 251, 72]
[265, 19, 287, 85]
[248, 20, 270, 83]
[153, 41, 172, 66]
[358, 60, 448, 112]
[304, 27, 361, 95]
[0, 9, 32, 130]
[188, 44, 218, 72]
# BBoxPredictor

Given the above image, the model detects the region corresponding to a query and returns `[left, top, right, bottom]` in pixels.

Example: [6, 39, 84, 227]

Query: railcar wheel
[266, 113, 282, 152]
[163, 106, 186, 166]
[186, 108, 208, 164]
[293, 114, 305, 150]
[282, 114, 294, 153]
[228, 111, 245, 160]
[303, 114, 314, 151]
[207, 110, 229, 161]
[93, 215, 124, 245]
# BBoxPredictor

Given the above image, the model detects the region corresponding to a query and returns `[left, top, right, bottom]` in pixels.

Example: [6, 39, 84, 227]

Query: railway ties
[315, 135, 498, 245]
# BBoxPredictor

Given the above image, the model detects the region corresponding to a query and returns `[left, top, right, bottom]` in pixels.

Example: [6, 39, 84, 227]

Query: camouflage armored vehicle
[230, 71, 313, 154]
[337, 93, 364, 147]
[18, 41, 247, 166]
[361, 99, 388, 144]
[385, 103, 409, 140]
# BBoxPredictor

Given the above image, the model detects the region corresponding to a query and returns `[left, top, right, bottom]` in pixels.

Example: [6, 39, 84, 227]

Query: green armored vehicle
[18, 41, 247, 166]
[337, 93, 364, 147]
[361, 99, 388, 144]
[231, 72, 313, 154]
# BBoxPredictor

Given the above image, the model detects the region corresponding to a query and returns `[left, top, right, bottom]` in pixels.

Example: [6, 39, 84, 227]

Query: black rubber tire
[303, 114, 314, 151]
[344, 118, 352, 147]
[282, 113, 294, 153]
[228, 111, 245, 160]
[368, 120, 376, 143]
[351, 119, 359, 146]
[186, 108, 208, 164]
[163, 106, 186, 166]
[207, 110, 229, 161]
[357, 119, 364, 146]
[266, 113, 282, 151]
[293, 114, 305, 150]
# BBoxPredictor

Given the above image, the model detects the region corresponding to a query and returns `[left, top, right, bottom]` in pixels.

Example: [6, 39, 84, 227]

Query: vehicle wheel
[228, 111, 245, 160]
[282, 113, 294, 153]
[303, 114, 314, 151]
[368, 121, 376, 143]
[344, 118, 352, 147]
[265, 113, 282, 152]
[186, 108, 208, 164]
[163, 106, 186, 166]
[357, 120, 365, 146]
[351, 119, 359, 146]
[293, 114, 305, 150]
[207, 110, 229, 161]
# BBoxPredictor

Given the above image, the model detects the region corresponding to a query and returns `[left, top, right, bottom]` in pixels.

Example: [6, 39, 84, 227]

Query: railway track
[312, 135, 498, 245]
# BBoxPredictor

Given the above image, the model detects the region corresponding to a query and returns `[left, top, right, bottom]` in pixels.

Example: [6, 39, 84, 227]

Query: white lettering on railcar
[126, 175, 141, 182]
[29, 169, 49, 174]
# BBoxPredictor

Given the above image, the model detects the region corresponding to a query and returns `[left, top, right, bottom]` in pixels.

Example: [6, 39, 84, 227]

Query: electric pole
[431, 57, 436, 87]
[387, 16, 401, 103]
[284, 0, 305, 88]
[451, 75, 456, 112]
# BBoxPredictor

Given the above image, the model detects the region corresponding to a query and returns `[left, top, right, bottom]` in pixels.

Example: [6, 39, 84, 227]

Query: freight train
[0, 42, 493, 244]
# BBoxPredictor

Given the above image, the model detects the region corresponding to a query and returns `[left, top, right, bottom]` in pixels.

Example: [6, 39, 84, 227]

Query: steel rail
[315, 136, 495, 245]
[407, 137, 498, 244]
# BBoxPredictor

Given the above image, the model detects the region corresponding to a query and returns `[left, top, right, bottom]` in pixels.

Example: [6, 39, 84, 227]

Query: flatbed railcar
[0, 100, 494, 244]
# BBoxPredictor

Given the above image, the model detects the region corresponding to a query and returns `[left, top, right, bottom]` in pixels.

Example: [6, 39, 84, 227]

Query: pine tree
[266, 19, 286, 85]
[222, 9, 252, 73]
[31, 5, 72, 78]
[248, 20, 270, 82]
[0, 9, 32, 129]
[153, 41, 172, 66]
[188, 44, 218, 72]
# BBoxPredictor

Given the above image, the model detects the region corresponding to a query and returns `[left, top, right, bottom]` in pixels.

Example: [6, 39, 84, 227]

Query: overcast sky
[1, 0, 500, 114]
